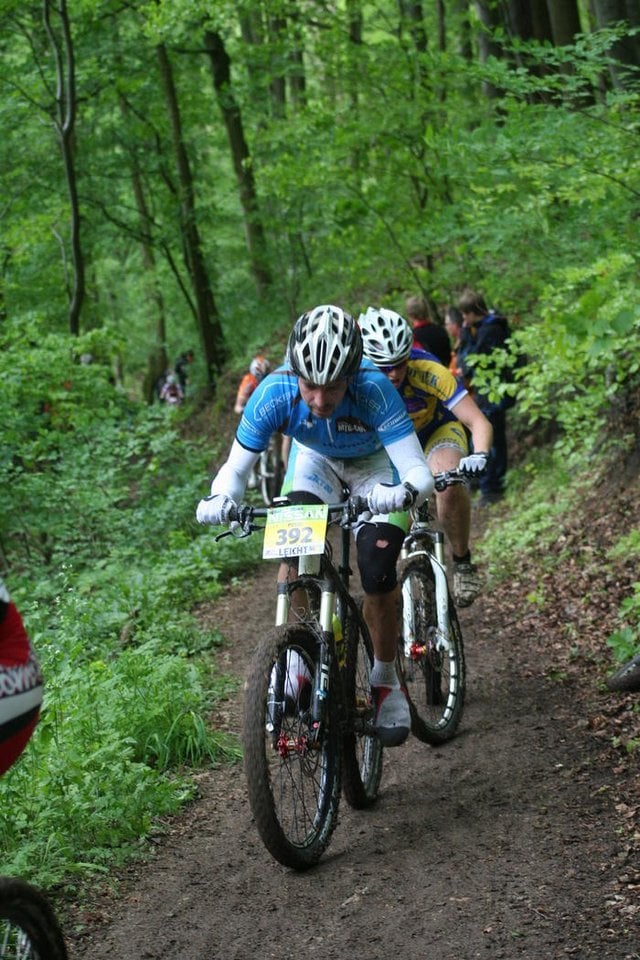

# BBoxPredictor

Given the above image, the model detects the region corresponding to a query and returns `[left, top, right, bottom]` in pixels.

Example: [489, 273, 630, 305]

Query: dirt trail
[67, 536, 637, 960]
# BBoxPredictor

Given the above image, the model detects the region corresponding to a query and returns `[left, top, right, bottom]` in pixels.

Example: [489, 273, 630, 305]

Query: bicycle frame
[272, 506, 362, 743]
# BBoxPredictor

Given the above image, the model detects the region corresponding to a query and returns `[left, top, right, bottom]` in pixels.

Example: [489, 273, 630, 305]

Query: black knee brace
[356, 522, 404, 595]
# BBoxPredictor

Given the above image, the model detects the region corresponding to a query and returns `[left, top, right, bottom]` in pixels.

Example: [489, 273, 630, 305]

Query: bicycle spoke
[244, 626, 341, 869]
[398, 560, 465, 745]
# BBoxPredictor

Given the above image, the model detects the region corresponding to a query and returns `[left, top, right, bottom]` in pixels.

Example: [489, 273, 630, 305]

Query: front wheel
[397, 558, 465, 745]
[340, 601, 383, 808]
[0, 877, 68, 959]
[243, 625, 341, 870]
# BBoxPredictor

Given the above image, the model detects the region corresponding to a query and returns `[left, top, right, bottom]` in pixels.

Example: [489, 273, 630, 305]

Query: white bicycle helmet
[250, 355, 271, 380]
[358, 306, 413, 366]
[287, 305, 363, 384]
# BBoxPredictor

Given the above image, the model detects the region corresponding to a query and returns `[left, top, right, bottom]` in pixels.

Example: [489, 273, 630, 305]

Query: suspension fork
[401, 531, 450, 654]
[430, 531, 450, 642]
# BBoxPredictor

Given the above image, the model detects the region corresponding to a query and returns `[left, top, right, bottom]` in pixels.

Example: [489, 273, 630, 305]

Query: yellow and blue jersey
[399, 348, 467, 446]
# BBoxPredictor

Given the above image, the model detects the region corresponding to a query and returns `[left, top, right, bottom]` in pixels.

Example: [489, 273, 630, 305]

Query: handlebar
[215, 495, 370, 541]
[214, 472, 466, 541]
[433, 468, 467, 493]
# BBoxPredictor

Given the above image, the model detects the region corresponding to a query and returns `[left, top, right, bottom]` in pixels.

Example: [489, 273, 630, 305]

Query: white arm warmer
[384, 433, 434, 504]
[209, 439, 261, 502]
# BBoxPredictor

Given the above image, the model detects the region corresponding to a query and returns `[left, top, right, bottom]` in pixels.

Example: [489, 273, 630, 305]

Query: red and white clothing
[0, 579, 43, 776]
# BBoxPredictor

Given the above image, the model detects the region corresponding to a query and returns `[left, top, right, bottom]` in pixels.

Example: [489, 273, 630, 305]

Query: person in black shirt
[175, 349, 195, 392]
[405, 295, 451, 367]
[458, 290, 513, 506]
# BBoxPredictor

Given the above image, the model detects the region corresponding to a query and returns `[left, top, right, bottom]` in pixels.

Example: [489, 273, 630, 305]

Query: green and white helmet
[287, 305, 363, 384]
[358, 307, 413, 366]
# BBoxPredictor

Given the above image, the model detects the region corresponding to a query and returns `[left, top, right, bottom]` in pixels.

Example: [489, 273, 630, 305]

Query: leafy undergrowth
[477, 412, 640, 906]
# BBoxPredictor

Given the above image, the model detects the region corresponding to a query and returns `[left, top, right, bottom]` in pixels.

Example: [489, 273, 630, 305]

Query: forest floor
[63, 391, 640, 960]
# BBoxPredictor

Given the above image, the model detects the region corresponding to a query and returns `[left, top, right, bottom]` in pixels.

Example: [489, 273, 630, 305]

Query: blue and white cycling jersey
[236, 359, 415, 458]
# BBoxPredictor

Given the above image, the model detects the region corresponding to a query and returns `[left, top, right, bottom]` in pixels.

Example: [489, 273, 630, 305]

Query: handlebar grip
[402, 482, 419, 508]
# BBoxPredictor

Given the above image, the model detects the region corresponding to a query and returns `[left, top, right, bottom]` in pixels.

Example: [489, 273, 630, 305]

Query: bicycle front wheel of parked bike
[340, 603, 383, 809]
[397, 558, 465, 745]
[243, 624, 342, 870]
[0, 877, 68, 959]
[259, 440, 284, 507]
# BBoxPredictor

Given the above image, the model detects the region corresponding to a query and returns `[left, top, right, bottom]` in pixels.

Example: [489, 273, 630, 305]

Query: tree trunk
[504, 0, 554, 95]
[592, 0, 640, 85]
[545, 0, 582, 45]
[452, 0, 473, 59]
[530, 0, 554, 41]
[288, 9, 306, 109]
[204, 30, 272, 300]
[268, 16, 286, 118]
[156, 43, 226, 386]
[473, 0, 505, 97]
[117, 92, 168, 403]
[43, 0, 84, 335]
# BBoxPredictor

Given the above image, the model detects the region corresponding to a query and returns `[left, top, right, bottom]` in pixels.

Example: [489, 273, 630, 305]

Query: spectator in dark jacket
[458, 289, 513, 506]
[175, 350, 195, 392]
[405, 295, 452, 367]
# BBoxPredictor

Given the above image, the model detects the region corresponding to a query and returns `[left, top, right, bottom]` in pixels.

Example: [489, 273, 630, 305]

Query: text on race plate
[263, 503, 328, 559]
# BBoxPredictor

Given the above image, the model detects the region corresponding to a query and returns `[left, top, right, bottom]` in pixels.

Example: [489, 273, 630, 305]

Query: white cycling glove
[196, 494, 238, 525]
[367, 482, 415, 515]
[458, 452, 489, 476]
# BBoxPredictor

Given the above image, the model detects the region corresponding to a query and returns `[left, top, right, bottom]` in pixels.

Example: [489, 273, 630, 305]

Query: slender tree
[203, 29, 272, 299]
[545, 0, 582, 46]
[474, 0, 505, 97]
[43, 0, 84, 335]
[156, 42, 226, 385]
[592, 0, 640, 86]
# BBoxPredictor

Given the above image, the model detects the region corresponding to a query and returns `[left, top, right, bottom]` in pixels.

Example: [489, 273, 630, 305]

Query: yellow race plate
[263, 503, 328, 559]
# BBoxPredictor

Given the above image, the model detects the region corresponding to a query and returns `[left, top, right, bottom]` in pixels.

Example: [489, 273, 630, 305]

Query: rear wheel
[340, 601, 383, 808]
[0, 877, 68, 959]
[397, 558, 465, 745]
[243, 624, 341, 870]
[259, 437, 284, 506]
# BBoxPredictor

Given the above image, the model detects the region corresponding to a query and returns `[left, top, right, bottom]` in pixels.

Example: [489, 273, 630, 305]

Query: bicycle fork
[272, 568, 337, 751]
[402, 531, 451, 658]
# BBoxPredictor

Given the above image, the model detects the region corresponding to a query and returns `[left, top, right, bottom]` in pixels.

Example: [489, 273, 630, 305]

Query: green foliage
[475, 448, 579, 584]
[606, 586, 640, 663]
[0, 318, 257, 887]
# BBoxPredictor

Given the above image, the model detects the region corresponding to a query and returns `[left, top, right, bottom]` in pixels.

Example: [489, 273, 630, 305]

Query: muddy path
[67, 535, 637, 960]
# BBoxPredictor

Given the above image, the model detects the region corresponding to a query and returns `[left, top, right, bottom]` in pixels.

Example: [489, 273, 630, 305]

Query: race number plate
[263, 503, 328, 559]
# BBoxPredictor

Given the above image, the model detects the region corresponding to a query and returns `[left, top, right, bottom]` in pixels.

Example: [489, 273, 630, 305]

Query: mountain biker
[234, 356, 276, 489]
[196, 304, 435, 747]
[0, 578, 43, 776]
[358, 306, 493, 608]
[234, 355, 271, 415]
[159, 373, 184, 406]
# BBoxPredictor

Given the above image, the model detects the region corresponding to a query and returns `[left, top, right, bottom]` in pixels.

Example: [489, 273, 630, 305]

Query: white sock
[370, 658, 400, 688]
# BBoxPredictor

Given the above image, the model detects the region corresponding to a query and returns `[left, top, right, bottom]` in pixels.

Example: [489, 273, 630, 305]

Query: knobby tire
[397, 558, 466, 745]
[0, 877, 68, 960]
[340, 601, 383, 809]
[259, 440, 284, 507]
[243, 624, 341, 870]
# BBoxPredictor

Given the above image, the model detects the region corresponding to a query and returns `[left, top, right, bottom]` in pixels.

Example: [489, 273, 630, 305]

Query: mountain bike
[0, 877, 68, 959]
[216, 495, 383, 870]
[256, 435, 285, 507]
[396, 469, 467, 745]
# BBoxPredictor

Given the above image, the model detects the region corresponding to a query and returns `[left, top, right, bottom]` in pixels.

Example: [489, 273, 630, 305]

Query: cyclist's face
[377, 360, 408, 389]
[298, 378, 348, 418]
